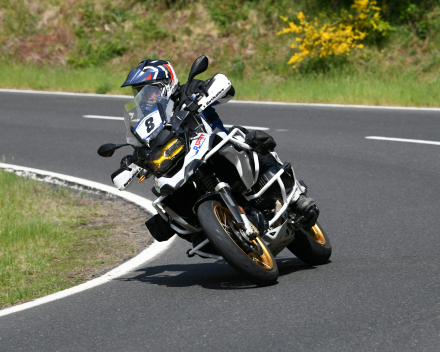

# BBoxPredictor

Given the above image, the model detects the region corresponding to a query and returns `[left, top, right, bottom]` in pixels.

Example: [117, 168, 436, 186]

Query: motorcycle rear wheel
[287, 221, 332, 265]
[197, 200, 279, 286]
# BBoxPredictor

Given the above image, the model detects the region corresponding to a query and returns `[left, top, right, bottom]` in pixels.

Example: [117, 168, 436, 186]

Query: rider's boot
[291, 194, 320, 228]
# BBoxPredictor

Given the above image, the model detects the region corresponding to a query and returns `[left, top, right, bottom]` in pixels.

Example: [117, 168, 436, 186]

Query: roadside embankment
[1, 1, 439, 107]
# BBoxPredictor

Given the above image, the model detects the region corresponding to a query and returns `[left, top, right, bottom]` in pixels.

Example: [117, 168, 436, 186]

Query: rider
[120, 58, 319, 227]
[121, 59, 231, 134]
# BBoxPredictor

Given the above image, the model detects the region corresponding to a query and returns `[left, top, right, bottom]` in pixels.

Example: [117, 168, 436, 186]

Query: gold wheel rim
[306, 224, 326, 246]
[214, 205, 274, 271]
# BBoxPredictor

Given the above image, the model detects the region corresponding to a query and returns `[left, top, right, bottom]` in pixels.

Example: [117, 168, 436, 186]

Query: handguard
[111, 163, 142, 190]
[196, 73, 232, 113]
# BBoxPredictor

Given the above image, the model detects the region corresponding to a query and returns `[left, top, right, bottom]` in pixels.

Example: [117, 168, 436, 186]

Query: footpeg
[186, 249, 195, 258]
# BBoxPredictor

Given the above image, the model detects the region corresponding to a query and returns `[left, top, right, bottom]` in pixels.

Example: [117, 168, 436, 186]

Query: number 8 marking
[145, 117, 155, 133]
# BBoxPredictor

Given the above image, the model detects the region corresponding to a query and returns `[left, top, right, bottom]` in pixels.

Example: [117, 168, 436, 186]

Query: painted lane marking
[0, 163, 176, 318]
[0, 89, 132, 99]
[84, 115, 124, 120]
[229, 100, 440, 111]
[223, 124, 269, 131]
[2, 89, 440, 111]
[365, 136, 440, 146]
[82, 115, 270, 131]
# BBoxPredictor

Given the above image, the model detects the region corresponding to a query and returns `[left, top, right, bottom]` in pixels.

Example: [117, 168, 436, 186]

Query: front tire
[197, 200, 279, 286]
[287, 221, 332, 265]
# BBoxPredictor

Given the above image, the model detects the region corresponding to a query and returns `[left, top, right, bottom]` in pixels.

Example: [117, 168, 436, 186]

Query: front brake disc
[228, 218, 264, 256]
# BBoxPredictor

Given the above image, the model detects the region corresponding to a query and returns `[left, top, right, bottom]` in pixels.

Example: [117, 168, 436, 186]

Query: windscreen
[124, 85, 174, 146]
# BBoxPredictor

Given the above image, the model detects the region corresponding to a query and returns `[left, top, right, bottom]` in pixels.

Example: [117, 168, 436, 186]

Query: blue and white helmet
[121, 59, 179, 98]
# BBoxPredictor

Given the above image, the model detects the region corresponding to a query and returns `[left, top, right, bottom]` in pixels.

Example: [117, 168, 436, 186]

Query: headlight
[148, 138, 184, 173]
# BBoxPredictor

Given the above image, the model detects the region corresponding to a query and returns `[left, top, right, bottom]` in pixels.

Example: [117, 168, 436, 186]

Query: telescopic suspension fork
[195, 167, 257, 238]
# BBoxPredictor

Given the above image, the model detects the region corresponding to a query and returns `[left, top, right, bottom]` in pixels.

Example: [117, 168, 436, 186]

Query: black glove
[187, 79, 209, 97]
[120, 155, 133, 169]
[200, 79, 212, 96]
[182, 98, 200, 113]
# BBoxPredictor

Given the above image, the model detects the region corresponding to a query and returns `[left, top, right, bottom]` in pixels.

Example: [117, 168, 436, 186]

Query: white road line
[82, 115, 270, 130]
[2, 89, 440, 111]
[84, 115, 124, 120]
[0, 88, 131, 99]
[365, 136, 440, 146]
[229, 100, 440, 111]
[0, 163, 176, 318]
[223, 124, 269, 131]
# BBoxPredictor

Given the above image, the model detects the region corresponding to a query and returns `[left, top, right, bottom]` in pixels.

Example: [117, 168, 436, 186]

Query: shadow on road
[118, 257, 320, 290]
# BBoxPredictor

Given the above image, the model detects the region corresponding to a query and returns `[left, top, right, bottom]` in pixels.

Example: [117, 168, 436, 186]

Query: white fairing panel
[218, 144, 254, 189]
[155, 132, 219, 191]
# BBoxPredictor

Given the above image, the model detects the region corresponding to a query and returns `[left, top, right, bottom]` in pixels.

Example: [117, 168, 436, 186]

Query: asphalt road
[1, 91, 439, 351]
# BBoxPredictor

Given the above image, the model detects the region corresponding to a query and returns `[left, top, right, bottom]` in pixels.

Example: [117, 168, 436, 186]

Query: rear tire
[198, 200, 279, 286]
[287, 221, 332, 265]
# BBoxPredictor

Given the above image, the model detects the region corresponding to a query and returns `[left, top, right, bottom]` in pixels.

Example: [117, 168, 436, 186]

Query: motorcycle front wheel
[287, 221, 332, 265]
[197, 200, 279, 286]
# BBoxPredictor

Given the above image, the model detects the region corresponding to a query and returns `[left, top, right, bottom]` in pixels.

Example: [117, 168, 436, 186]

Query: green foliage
[231, 58, 245, 78]
[395, 1, 440, 38]
[136, 17, 170, 41]
[297, 56, 350, 74]
[68, 2, 131, 67]
[206, 0, 249, 31]
[278, 1, 392, 70]
[95, 81, 112, 94]
[0, 0, 39, 37]
[422, 50, 440, 71]
[1, 0, 440, 107]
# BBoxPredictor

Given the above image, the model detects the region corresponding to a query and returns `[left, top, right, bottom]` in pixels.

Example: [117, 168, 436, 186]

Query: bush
[278, 0, 392, 69]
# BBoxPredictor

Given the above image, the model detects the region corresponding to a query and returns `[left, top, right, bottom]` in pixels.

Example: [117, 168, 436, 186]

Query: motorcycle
[98, 56, 331, 286]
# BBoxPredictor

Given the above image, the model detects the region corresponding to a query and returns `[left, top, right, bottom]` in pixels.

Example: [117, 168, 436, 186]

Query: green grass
[0, 65, 128, 95]
[1, 64, 439, 107]
[1, 0, 439, 107]
[0, 170, 129, 308]
[232, 71, 440, 107]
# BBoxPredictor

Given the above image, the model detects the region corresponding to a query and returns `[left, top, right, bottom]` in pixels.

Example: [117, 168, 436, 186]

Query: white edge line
[2, 88, 440, 111]
[365, 136, 440, 145]
[223, 124, 269, 131]
[229, 100, 440, 112]
[0, 88, 132, 99]
[0, 163, 176, 318]
[84, 115, 124, 120]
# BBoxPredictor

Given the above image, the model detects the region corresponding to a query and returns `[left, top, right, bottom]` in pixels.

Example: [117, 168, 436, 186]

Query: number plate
[134, 109, 163, 141]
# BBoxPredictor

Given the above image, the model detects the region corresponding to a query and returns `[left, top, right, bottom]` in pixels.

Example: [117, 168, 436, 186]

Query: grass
[0, 170, 134, 308]
[1, 64, 440, 107]
[232, 71, 440, 107]
[1, 1, 439, 107]
[0, 65, 128, 95]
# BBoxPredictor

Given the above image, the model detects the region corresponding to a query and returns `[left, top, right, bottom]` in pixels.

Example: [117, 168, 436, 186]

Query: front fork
[195, 168, 258, 238]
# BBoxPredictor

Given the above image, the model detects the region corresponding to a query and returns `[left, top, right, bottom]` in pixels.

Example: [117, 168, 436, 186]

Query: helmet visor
[132, 85, 162, 104]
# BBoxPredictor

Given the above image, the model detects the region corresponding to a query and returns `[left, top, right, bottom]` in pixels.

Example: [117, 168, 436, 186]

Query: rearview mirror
[188, 55, 209, 81]
[97, 143, 129, 157]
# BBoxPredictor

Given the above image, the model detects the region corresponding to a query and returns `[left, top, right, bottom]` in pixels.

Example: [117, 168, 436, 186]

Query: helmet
[121, 59, 178, 98]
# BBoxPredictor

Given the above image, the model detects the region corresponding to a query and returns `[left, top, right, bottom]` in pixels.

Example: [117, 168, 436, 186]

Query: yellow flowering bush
[278, 0, 392, 69]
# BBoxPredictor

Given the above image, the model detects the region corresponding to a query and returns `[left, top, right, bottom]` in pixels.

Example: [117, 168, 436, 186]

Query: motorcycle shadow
[119, 257, 319, 290]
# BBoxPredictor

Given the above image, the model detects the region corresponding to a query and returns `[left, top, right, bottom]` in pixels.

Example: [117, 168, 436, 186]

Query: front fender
[193, 189, 245, 227]
[192, 192, 223, 214]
